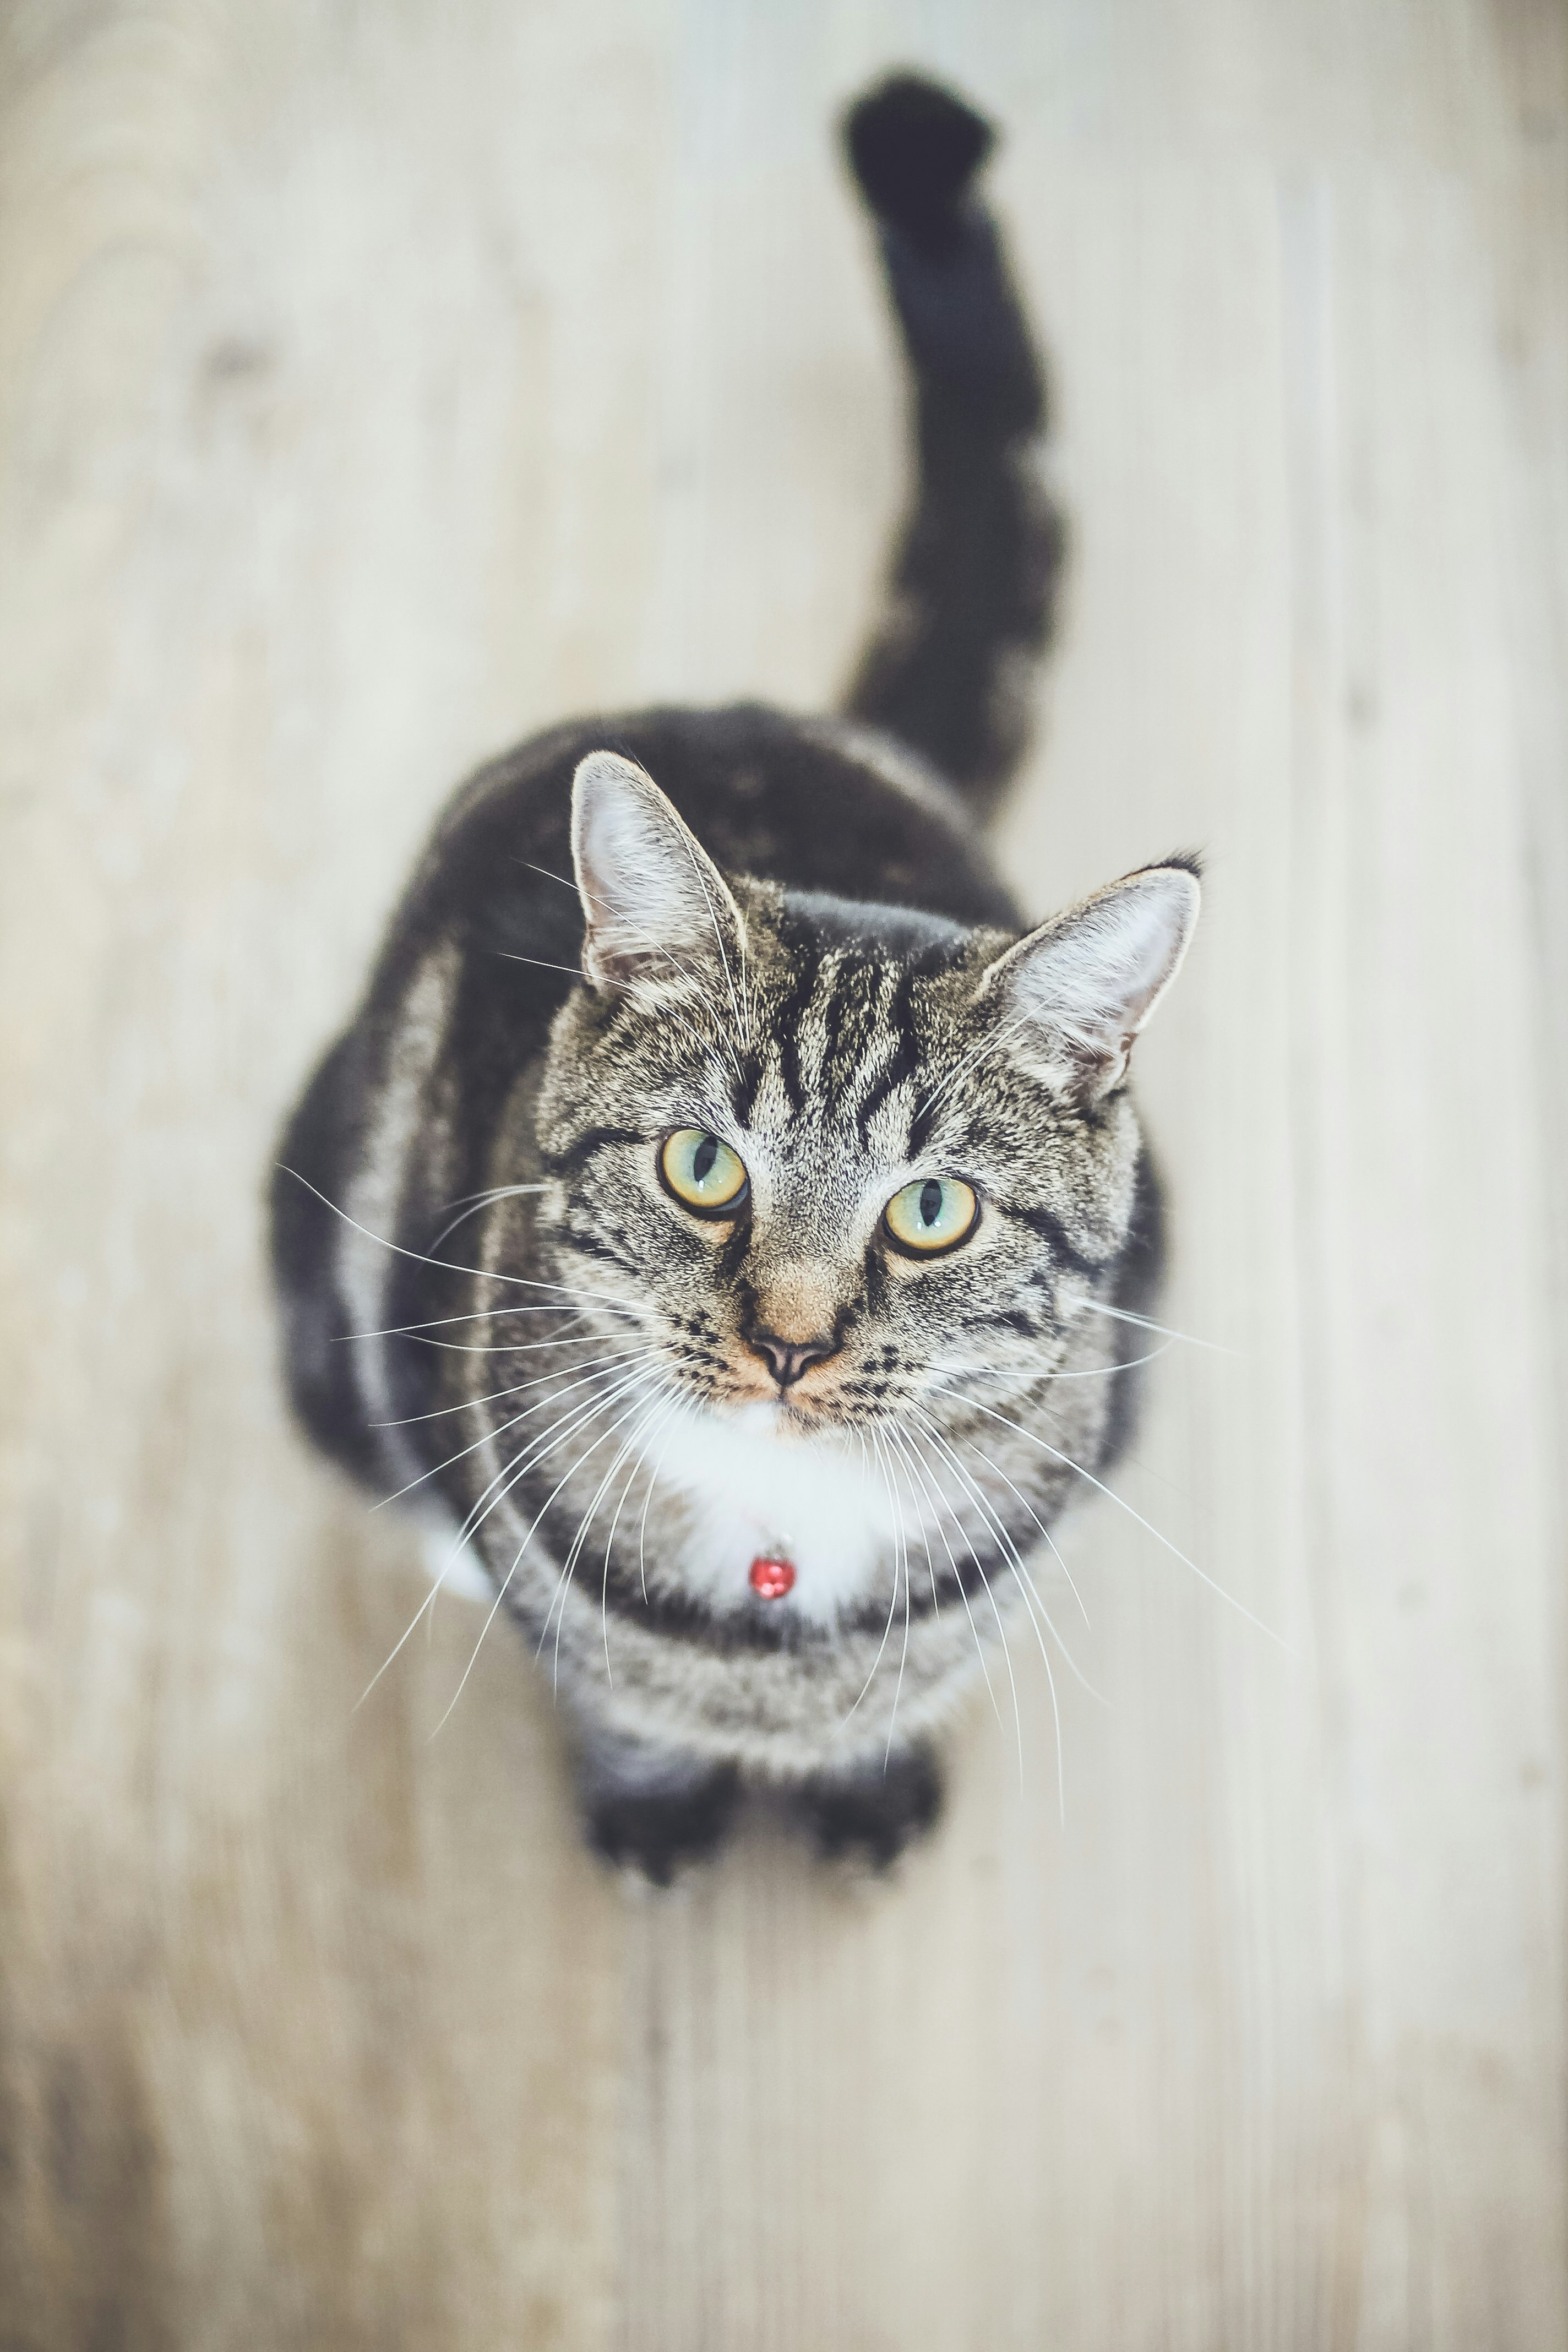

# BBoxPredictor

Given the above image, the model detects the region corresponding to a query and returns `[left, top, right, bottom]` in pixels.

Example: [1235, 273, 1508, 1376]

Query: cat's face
[529, 754, 1197, 1437]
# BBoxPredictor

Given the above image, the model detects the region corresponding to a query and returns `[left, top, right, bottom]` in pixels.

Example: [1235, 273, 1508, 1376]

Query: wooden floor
[3, 2, 1566, 2344]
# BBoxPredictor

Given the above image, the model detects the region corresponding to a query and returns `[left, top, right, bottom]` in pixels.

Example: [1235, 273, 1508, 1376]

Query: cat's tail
[840, 73, 1064, 823]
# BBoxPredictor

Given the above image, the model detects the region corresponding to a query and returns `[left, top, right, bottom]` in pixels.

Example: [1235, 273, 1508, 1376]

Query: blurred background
[2, 2, 1565, 2345]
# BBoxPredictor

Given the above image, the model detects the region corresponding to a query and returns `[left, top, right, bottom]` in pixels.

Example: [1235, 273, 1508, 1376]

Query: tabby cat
[271, 74, 1200, 1880]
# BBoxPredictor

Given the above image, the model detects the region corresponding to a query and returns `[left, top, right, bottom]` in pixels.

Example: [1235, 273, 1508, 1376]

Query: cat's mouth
[716, 1375, 844, 1432]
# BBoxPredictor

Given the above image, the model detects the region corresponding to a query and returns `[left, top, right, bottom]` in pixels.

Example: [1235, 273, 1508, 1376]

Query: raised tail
[840, 73, 1065, 822]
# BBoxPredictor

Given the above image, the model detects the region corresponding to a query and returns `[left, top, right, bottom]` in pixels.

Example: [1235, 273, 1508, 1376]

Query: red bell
[749, 1555, 796, 1600]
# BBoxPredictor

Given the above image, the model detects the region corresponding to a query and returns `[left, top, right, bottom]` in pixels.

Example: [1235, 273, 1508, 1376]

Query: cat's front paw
[583, 1762, 742, 1887]
[795, 1742, 943, 1868]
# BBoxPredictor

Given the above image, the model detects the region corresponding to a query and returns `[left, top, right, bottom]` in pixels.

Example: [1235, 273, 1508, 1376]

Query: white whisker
[277, 1167, 639, 1309]
[869, 1429, 913, 1769]
[838, 1434, 904, 1733]
[885, 1425, 1005, 1739]
[428, 1182, 551, 1250]
[1075, 1298, 1239, 1355]
[433, 1373, 671, 1732]
[963, 1398, 1289, 1647]
[353, 1357, 663, 1709]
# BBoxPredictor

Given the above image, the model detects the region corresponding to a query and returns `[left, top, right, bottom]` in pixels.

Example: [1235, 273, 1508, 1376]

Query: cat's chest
[651, 1405, 904, 1626]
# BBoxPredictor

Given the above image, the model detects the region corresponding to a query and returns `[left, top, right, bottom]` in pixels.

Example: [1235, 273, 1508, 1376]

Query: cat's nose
[746, 1328, 839, 1390]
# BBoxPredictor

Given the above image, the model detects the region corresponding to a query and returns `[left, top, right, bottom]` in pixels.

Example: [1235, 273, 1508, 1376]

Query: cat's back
[398, 704, 1021, 976]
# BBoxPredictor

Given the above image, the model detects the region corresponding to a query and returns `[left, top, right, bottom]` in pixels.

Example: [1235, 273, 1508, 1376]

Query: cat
[270, 72, 1200, 1882]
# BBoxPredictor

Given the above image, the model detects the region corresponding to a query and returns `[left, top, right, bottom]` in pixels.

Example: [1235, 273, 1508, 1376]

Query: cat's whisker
[838, 1434, 906, 1733]
[582, 1393, 678, 1690]
[546, 1395, 672, 1696]
[279, 1166, 639, 1309]
[370, 1338, 675, 1428]
[568, 863, 749, 1081]
[928, 1344, 1172, 1382]
[383, 1321, 640, 1357]
[944, 1422, 1095, 1637]
[336, 1304, 602, 1342]
[880, 1423, 941, 1615]
[370, 1344, 672, 1507]
[884, 1424, 1006, 1740]
[911, 1408, 1091, 1811]
[963, 1397, 1290, 1648]
[1075, 1298, 1239, 1355]
[869, 1429, 913, 1770]
[532, 1384, 680, 1673]
[494, 951, 588, 979]
[461, 1357, 684, 1572]
[435, 1379, 674, 1734]
[354, 1358, 668, 1711]
[636, 1393, 695, 1604]
[904, 1419, 1028, 1793]
[917, 1004, 1037, 1117]
[428, 1182, 552, 1250]
[601, 1392, 685, 1655]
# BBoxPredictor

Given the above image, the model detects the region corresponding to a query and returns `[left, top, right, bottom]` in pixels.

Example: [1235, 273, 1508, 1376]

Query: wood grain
[1, 2, 1564, 2344]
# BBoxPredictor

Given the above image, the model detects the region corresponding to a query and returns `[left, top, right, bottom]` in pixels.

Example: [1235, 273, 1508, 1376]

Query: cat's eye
[883, 1175, 979, 1256]
[658, 1128, 750, 1218]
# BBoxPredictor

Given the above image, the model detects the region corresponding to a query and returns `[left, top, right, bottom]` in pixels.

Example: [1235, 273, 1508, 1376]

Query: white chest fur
[650, 1401, 909, 1626]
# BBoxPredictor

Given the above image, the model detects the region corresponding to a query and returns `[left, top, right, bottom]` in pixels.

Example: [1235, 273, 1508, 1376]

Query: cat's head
[530, 752, 1198, 1433]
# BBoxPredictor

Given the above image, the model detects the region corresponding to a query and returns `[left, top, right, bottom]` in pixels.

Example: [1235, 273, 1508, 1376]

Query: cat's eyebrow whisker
[917, 1004, 1037, 1118]
[428, 1182, 552, 1249]
[277, 1167, 640, 1309]
[963, 1398, 1291, 1649]
[570, 863, 750, 1079]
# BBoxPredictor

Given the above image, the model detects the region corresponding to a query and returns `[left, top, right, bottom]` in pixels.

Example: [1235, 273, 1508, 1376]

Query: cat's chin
[712, 1393, 852, 1443]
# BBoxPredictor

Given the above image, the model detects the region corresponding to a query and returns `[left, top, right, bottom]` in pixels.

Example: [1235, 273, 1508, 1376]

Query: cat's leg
[574, 1728, 742, 1886]
[792, 1740, 944, 1867]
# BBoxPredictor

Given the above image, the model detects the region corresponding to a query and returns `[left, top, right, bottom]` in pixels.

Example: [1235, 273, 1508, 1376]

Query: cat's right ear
[570, 752, 747, 998]
[976, 861, 1200, 1101]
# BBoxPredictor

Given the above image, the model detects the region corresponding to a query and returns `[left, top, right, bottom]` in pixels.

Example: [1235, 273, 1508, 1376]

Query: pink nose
[746, 1329, 837, 1389]
[750, 1555, 796, 1600]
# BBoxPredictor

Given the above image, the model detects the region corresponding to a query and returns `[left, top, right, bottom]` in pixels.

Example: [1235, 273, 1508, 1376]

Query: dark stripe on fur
[841, 74, 1066, 819]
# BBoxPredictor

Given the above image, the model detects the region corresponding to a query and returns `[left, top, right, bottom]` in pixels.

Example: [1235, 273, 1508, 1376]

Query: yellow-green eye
[884, 1175, 979, 1256]
[659, 1128, 750, 1217]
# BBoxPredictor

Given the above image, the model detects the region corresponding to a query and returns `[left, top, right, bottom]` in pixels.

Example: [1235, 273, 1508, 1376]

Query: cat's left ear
[570, 751, 747, 998]
[976, 862, 1200, 1100]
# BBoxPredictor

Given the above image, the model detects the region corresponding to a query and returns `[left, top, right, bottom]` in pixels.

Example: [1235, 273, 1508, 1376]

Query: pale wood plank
[1, 2, 1563, 2345]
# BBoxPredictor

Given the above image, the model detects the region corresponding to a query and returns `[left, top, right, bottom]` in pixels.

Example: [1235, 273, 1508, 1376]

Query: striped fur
[269, 79, 1195, 1875]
